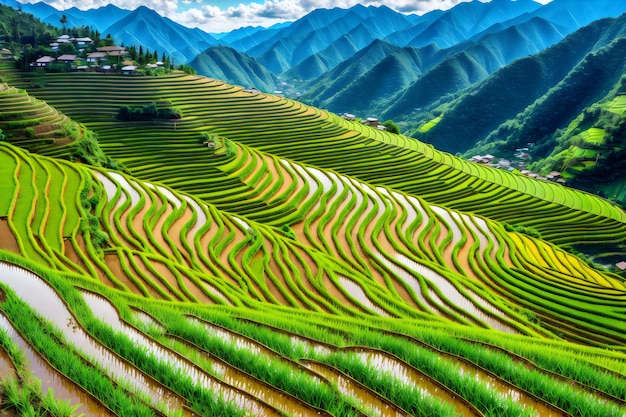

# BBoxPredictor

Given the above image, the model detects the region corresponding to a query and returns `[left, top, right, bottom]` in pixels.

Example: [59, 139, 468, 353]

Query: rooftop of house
[36, 56, 56, 63]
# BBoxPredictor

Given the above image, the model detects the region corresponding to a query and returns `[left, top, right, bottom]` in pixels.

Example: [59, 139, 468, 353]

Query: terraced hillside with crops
[0, 68, 625, 416]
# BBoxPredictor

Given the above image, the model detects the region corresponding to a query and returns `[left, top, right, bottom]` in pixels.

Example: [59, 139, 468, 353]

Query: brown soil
[147, 260, 185, 301]
[0, 219, 20, 254]
[264, 250, 300, 307]
[179, 272, 215, 304]
[104, 252, 142, 294]
[129, 254, 170, 300]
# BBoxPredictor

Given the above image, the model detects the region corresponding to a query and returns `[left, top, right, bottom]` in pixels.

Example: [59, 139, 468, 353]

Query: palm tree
[60, 14, 67, 33]
[9, 16, 21, 42]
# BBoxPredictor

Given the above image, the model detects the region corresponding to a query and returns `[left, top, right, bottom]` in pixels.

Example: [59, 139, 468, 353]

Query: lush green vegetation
[118, 102, 182, 122]
[0, 64, 624, 417]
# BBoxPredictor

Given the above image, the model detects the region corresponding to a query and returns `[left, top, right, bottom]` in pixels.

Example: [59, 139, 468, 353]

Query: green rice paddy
[0, 69, 624, 416]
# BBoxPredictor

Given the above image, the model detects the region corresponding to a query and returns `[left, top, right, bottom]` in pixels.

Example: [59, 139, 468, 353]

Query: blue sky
[18, 0, 553, 32]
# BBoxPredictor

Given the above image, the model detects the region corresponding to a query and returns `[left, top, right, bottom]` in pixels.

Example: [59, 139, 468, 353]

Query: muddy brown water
[0, 262, 188, 414]
[456, 361, 566, 417]
[0, 313, 113, 416]
[169, 335, 329, 417]
[349, 347, 481, 417]
[0, 347, 16, 382]
[303, 359, 409, 417]
[80, 290, 282, 416]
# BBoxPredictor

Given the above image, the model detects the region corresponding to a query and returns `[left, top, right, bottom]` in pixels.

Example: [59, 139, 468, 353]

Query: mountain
[64, 4, 131, 32]
[305, 15, 565, 119]
[283, 35, 361, 81]
[189, 45, 276, 92]
[416, 14, 626, 155]
[246, 5, 415, 72]
[219, 22, 291, 51]
[102, 6, 217, 64]
[529, 81, 626, 202]
[300, 39, 404, 106]
[401, 0, 543, 48]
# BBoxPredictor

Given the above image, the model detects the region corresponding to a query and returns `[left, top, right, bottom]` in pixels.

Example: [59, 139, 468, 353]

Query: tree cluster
[118, 102, 182, 121]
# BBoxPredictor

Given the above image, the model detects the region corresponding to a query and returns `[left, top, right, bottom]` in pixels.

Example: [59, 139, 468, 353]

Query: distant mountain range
[3, 0, 626, 200]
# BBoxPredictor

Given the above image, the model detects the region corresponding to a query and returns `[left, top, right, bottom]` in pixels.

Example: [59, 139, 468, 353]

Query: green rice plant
[321, 351, 459, 417]
[420, 335, 625, 417]
[167, 316, 357, 416]
[0, 281, 158, 417]
[42, 388, 83, 417]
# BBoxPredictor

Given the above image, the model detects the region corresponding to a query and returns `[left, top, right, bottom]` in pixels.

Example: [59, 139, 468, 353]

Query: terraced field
[0, 69, 624, 416]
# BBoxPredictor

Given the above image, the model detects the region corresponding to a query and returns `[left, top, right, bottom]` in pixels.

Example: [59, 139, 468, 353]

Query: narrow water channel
[352, 348, 479, 417]
[303, 359, 409, 417]
[0, 313, 113, 416]
[80, 290, 282, 417]
[0, 262, 187, 414]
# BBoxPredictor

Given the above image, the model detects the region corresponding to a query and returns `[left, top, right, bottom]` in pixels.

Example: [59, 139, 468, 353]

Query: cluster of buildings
[341, 113, 387, 130]
[29, 35, 164, 75]
[469, 153, 565, 184]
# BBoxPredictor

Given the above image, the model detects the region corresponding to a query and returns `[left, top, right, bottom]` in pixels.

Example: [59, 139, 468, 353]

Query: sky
[19, 0, 554, 33]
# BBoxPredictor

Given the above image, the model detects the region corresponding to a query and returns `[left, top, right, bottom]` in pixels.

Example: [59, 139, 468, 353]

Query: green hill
[0, 67, 624, 416]
[188, 45, 276, 93]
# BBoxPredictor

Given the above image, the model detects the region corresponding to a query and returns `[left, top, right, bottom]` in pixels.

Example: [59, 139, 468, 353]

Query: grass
[0, 69, 624, 416]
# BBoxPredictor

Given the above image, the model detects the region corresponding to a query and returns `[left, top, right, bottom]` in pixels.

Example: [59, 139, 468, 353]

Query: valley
[0, 0, 625, 416]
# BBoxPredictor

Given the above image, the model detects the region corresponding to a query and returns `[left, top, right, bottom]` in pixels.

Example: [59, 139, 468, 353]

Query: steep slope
[300, 40, 407, 106]
[313, 46, 436, 115]
[0, 82, 122, 170]
[409, 14, 626, 154]
[189, 45, 276, 92]
[530, 83, 626, 203]
[64, 4, 131, 32]
[403, 0, 542, 48]
[247, 4, 414, 73]
[479, 35, 626, 156]
[311, 16, 564, 121]
[103, 6, 217, 64]
[282, 34, 360, 81]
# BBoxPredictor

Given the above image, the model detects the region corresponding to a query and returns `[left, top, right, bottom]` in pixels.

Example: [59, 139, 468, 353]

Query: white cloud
[172, 0, 553, 32]
[18, 0, 553, 33]
[172, 0, 476, 32]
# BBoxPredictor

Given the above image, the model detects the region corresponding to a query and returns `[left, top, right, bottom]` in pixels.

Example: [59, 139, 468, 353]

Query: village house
[86, 51, 106, 64]
[33, 56, 56, 67]
[97, 46, 128, 58]
[469, 154, 495, 164]
[75, 37, 93, 47]
[121, 65, 138, 75]
[362, 117, 378, 127]
[56, 54, 77, 63]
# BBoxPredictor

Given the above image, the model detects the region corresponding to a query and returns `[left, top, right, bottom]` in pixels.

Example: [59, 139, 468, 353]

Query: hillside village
[26, 34, 171, 75]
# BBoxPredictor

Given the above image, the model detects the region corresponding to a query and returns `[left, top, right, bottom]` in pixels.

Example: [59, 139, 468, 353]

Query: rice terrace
[1, 4, 626, 416]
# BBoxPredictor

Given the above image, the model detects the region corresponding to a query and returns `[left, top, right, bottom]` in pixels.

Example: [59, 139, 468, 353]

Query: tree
[124, 45, 135, 60]
[59, 14, 67, 33]
[382, 120, 400, 134]
[9, 16, 20, 42]
[102, 33, 114, 47]
[58, 42, 76, 54]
